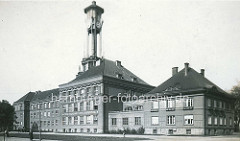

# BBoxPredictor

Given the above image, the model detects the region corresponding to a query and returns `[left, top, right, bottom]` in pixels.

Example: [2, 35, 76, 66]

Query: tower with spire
[82, 1, 104, 72]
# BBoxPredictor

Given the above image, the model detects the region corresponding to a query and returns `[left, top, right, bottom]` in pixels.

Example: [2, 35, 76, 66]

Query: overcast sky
[0, 0, 240, 104]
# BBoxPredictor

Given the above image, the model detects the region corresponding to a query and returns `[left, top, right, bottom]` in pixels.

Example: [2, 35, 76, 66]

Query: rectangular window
[122, 118, 128, 125]
[214, 100, 217, 108]
[214, 117, 218, 125]
[86, 101, 90, 111]
[135, 117, 141, 125]
[47, 111, 50, 117]
[80, 102, 84, 111]
[152, 101, 159, 109]
[55, 120, 58, 126]
[220, 117, 223, 125]
[80, 116, 84, 125]
[86, 87, 90, 95]
[185, 98, 193, 107]
[62, 104, 67, 113]
[207, 99, 211, 107]
[229, 117, 232, 126]
[74, 103, 78, 111]
[151, 116, 159, 125]
[167, 99, 174, 108]
[93, 115, 98, 124]
[184, 115, 193, 125]
[74, 116, 78, 125]
[86, 115, 92, 124]
[62, 117, 66, 125]
[224, 118, 226, 125]
[68, 117, 72, 125]
[112, 118, 117, 125]
[219, 101, 222, 109]
[68, 103, 72, 112]
[93, 86, 99, 95]
[167, 115, 175, 125]
[208, 116, 212, 125]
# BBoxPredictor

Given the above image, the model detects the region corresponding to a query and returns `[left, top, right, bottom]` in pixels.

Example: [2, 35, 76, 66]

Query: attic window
[116, 73, 124, 79]
[131, 77, 137, 82]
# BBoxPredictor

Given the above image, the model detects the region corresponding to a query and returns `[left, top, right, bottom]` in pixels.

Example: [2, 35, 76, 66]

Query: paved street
[1, 132, 239, 141]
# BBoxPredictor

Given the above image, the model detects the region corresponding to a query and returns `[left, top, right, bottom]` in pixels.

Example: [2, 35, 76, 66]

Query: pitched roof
[32, 88, 59, 101]
[15, 92, 35, 103]
[64, 59, 149, 86]
[148, 67, 227, 95]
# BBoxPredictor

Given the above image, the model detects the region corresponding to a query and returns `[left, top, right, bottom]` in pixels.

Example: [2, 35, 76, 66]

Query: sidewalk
[0, 136, 61, 141]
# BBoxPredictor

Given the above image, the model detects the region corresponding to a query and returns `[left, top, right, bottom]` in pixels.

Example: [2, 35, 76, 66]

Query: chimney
[172, 67, 178, 76]
[116, 60, 121, 67]
[184, 63, 189, 76]
[200, 69, 205, 77]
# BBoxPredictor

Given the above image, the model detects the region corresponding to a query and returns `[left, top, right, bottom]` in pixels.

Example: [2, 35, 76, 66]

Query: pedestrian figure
[123, 130, 126, 138]
[29, 129, 33, 141]
[3, 129, 6, 141]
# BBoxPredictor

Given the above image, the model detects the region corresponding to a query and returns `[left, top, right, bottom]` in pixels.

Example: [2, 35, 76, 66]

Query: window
[184, 115, 193, 125]
[55, 120, 58, 126]
[185, 98, 193, 107]
[62, 104, 67, 113]
[167, 115, 175, 125]
[47, 111, 50, 117]
[220, 117, 223, 125]
[62, 117, 66, 125]
[208, 116, 212, 125]
[68, 117, 72, 125]
[86, 101, 90, 110]
[122, 118, 128, 125]
[68, 103, 72, 112]
[74, 116, 78, 125]
[93, 115, 98, 124]
[80, 102, 84, 111]
[153, 129, 157, 134]
[112, 118, 117, 125]
[207, 99, 211, 107]
[74, 103, 78, 111]
[93, 86, 99, 95]
[80, 116, 84, 125]
[214, 117, 218, 125]
[214, 100, 217, 108]
[44, 103, 47, 109]
[86, 115, 92, 124]
[135, 117, 141, 125]
[86, 87, 90, 95]
[94, 128, 97, 133]
[151, 116, 159, 125]
[167, 99, 174, 108]
[224, 118, 226, 125]
[152, 101, 159, 109]
[229, 117, 232, 126]
[219, 101, 222, 109]
[44, 111, 47, 117]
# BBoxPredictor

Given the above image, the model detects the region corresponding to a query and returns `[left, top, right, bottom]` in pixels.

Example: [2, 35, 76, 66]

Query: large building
[109, 63, 235, 135]
[13, 1, 154, 133]
[13, 1, 234, 135]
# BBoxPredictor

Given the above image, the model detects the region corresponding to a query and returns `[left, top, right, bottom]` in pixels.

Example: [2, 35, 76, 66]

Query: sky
[0, 0, 240, 104]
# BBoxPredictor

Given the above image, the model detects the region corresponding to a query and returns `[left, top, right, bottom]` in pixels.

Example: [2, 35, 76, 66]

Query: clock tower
[82, 1, 104, 71]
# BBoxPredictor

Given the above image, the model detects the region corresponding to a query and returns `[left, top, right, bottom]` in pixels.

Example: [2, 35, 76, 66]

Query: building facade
[108, 63, 235, 135]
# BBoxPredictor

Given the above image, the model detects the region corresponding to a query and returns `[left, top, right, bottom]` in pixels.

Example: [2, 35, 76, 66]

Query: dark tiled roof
[32, 88, 59, 101]
[15, 92, 35, 103]
[65, 59, 149, 86]
[148, 67, 227, 95]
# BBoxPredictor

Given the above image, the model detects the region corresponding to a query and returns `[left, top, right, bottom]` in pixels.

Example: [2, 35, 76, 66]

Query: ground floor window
[112, 118, 117, 125]
[87, 128, 90, 133]
[168, 129, 173, 134]
[214, 117, 218, 125]
[122, 118, 128, 125]
[135, 117, 141, 125]
[186, 129, 191, 134]
[80, 128, 83, 132]
[153, 129, 157, 134]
